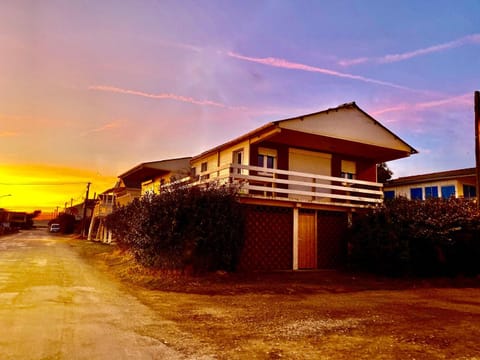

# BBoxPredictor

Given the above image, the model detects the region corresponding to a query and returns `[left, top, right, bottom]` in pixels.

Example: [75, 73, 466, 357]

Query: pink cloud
[340, 33, 480, 66]
[157, 39, 202, 53]
[89, 85, 245, 110]
[80, 121, 123, 137]
[227, 51, 419, 92]
[371, 93, 472, 117]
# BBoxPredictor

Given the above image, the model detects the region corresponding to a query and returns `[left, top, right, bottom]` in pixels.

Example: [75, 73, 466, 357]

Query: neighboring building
[87, 187, 117, 243]
[185, 102, 417, 270]
[118, 157, 191, 196]
[66, 199, 96, 221]
[0, 209, 28, 228]
[384, 167, 477, 200]
[88, 157, 191, 243]
[0, 209, 27, 229]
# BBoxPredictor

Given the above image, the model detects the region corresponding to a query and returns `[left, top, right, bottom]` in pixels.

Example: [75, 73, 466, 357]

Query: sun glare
[0, 163, 117, 213]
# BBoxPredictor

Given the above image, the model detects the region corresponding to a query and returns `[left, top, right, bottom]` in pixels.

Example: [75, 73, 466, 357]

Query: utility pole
[81, 182, 91, 238]
[475, 91, 480, 209]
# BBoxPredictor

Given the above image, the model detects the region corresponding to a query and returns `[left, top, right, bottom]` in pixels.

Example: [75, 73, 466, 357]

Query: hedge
[349, 197, 480, 276]
[105, 184, 244, 273]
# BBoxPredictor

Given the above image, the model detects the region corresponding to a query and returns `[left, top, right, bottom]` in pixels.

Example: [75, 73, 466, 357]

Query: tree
[377, 162, 393, 183]
[25, 210, 42, 229]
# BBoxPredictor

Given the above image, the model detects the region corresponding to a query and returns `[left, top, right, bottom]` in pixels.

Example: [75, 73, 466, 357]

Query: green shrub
[105, 184, 244, 273]
[349, 197, 480, 276]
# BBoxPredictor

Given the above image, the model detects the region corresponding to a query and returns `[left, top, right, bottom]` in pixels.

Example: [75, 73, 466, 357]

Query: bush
[349, 197, 480, 276]
[105, 184, 244, 273]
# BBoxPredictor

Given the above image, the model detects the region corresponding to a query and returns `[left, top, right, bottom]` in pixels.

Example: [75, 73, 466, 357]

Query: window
[425, 186, 438, 199]
[463, 184, 476, 199]
[384, 190, 395, 200]
[232, 149, 244, 174]
[199, 162, 210, 181]
[341, 160, 356, 180]
[410, 187, 423, 200]
[257, 148, 277, 176]
[258, 154, 275, 169]
[441, 185, 455, 199]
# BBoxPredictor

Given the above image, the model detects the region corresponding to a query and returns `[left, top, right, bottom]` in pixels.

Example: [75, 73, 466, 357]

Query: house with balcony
[87, 187, 117, 243]
[87, 157, 191, 243]
[66, 199, 96, 221]
[187, 102, 417, 270]
[384, 167, 477, 200]
[118, 157, 191, 196]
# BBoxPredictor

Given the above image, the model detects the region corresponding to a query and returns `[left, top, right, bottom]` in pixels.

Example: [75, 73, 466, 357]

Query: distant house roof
[386, 167, 476, 187]
[118, 156, 192, 188]
[191, 102, 417, 163]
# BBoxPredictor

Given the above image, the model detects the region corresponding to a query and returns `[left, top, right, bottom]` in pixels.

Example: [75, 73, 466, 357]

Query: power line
[0, 182, 90, 186]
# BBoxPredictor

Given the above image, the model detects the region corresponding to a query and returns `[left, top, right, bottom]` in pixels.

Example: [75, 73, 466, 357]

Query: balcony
[180, 164, 383, 209]
[92, 201, 114, 217]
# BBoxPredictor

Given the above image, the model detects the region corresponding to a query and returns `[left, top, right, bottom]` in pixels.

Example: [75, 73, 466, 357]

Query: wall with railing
[168, 163, 383, 208]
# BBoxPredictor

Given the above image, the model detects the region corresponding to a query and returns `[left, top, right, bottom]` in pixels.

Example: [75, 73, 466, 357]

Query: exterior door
[298, 211, 317, 269]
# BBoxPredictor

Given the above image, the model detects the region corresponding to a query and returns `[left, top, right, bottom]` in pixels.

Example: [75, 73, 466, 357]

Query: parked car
[49, 223, 60, 233]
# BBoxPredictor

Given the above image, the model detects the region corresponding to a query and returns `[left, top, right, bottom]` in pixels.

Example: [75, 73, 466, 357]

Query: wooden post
[475, 91, 480, 208]
[81, 182, 91, 237]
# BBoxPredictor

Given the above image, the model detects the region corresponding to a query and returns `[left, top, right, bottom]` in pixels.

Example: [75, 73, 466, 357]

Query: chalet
[87, 157, 191, 242]
[66, 199, 96, 221]
[186, 102, 417, 270]
[384, 167, 477, 200]
[118, 157, 191, 196]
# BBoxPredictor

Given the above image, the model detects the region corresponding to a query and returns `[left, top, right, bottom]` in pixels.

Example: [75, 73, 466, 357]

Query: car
[49, 223, 60, 233]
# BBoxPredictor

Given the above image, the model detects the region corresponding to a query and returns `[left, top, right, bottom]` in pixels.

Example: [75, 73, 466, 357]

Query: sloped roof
[386, 167, 476, 187]
[192, 102, 417, 162]
[118, 156, 192, 188]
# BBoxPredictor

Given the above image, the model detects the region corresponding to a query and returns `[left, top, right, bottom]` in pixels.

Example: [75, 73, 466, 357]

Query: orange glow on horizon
[0, 163, 117, 213]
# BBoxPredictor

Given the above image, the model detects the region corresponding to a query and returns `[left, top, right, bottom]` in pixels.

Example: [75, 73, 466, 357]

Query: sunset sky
[1, 0, 479, 214]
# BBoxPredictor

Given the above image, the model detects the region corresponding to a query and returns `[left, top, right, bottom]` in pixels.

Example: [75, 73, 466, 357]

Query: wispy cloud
[227, 51, 421, 93]
[340, 33, 480, 66]
[89, 85, 245, 110]
[0, 131, 19, 137]
[80, 121, 123, 137]
[156, 39, 202, 53]
[371, 93, 471, 117]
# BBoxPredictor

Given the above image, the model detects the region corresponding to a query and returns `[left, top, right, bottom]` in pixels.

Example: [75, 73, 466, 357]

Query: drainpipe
[475, 91, 480, 209]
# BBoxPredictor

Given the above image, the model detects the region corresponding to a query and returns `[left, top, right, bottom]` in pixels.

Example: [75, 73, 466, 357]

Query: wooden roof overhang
[119, 166, 170, 188]
[258, 128, 414, 163]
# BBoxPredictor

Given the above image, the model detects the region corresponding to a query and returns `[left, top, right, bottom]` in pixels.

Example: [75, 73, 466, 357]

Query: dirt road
[2, 230, 480, 359]
[0, 230, 198, 360]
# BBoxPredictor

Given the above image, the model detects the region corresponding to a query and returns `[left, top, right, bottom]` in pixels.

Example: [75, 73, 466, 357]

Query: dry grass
[70, 239, 480, 359]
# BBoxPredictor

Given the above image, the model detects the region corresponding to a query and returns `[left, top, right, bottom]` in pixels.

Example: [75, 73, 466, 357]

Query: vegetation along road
[0, 230, 205, 360]
[2, 230, 480, 359]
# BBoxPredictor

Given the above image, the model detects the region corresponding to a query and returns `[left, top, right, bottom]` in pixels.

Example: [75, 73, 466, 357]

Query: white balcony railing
[92, 202, 114, 217]
[178, 164, 383, 208]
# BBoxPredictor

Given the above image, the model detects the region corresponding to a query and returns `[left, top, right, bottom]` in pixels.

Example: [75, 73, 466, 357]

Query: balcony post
[292, 207, 299, 270]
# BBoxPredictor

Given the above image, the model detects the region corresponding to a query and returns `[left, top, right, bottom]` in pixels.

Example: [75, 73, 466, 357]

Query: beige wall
[385, 179, 468, 200]
[288, 148, 332, 201]
[116, 190, 140, 207]
[192, 139, 251, 179]
[279, 107, 412, 152]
